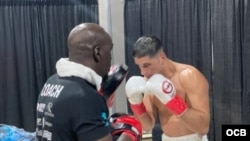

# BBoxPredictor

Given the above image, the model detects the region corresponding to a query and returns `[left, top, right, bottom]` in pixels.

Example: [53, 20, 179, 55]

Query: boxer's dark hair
[133, 34, 163, 58]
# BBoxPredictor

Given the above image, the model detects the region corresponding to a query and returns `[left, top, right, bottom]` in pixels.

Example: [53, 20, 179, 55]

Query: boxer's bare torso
[131, 35, 210, 138]
[143, 62, 209, 136]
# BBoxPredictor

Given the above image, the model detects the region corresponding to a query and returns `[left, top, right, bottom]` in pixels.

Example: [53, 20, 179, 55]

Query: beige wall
[98, 2, 154, 140]
[98, 0, 127, 114]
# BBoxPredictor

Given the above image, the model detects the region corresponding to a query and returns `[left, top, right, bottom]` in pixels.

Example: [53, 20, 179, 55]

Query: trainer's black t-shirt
[36, 74, 110, 141]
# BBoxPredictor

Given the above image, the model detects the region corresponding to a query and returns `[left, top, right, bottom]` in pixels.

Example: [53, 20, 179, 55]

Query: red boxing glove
[125, 76, 147, 116]
[109, 113, 142, 141]
[145, 74, 188, 117]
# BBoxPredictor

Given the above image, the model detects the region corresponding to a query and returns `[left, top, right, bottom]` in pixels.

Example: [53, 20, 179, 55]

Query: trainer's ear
[93, 46, 100, 62]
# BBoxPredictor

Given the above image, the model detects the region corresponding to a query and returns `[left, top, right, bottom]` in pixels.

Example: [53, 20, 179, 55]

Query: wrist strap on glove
[165, 94, 188, 117]
[130, 103, 146, 116]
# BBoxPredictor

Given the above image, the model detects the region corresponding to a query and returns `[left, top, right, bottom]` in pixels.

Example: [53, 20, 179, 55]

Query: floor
[142, 133, 152, 141]
[142, 138, 152, 141]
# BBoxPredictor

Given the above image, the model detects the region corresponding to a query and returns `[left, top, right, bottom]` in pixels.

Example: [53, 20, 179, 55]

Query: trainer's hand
[109, 113, 142, 141]
[99, 64, 128, 107]
[125, 76, 146, 116]
[145, 74, 188, 117]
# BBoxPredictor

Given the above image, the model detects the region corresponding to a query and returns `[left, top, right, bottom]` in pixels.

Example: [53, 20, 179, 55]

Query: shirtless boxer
[125, 35, 210, 141]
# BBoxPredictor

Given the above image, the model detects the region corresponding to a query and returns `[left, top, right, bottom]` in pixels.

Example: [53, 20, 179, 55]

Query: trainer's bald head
[68, 23, 112, 59]
[67, 23, 113, 76]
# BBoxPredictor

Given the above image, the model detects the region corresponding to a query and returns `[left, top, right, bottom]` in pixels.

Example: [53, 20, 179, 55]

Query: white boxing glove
[125, 76, 147, 116]
[145, 74, 188, 117]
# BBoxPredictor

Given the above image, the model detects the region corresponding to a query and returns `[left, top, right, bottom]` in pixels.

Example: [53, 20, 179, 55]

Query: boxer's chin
[143, 76, 149, 80]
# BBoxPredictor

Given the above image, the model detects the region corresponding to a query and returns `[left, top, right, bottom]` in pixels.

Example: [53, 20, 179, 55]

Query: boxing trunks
[162, 134, 202, 141]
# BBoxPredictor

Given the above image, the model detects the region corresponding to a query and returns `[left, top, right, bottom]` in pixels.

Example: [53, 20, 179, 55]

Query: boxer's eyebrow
[142, 63, 151, 68]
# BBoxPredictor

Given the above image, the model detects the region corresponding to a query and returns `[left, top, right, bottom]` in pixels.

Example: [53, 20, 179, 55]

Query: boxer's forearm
[136, 112, 155, 132]
[179, 108, 210, 136]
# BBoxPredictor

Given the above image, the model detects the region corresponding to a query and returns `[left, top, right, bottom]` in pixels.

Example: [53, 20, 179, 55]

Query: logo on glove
[162, 80, 174, 94]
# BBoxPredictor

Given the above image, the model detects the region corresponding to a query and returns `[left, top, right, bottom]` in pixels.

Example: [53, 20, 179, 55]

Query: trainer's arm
[96, 133, 135, 141]
[96, 134, 113, 141]
[178, 68, 210, 135]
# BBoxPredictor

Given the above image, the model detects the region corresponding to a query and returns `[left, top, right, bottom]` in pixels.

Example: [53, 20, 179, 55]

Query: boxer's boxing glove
[99, 64, 128, 107]
[109, 113, 142, 141]
[125, 76, 146, 116]
[145, 74, 188, 117]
